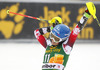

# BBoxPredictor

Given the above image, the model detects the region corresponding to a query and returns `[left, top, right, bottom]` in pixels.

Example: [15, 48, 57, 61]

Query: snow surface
[0, 43, 100, 70]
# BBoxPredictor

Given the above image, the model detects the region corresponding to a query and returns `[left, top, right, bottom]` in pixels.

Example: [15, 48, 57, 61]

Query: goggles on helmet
[50, 32, 62, 43]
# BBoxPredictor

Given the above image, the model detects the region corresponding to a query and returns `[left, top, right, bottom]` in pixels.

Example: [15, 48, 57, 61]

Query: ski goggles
[50, 32, 62, 43]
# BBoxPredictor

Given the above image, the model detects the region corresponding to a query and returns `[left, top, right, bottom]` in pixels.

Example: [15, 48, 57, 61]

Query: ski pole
[7, 10, 50, 23]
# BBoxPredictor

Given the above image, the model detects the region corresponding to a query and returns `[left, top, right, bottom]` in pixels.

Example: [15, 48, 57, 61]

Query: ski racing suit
[34, 13, 89, 70]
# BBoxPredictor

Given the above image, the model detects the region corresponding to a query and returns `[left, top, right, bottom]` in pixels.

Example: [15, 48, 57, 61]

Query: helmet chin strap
[59, 37, 69, 44]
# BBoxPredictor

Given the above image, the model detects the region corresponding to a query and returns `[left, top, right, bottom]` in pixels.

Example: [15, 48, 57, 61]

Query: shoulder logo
[73, 28, 80, 35]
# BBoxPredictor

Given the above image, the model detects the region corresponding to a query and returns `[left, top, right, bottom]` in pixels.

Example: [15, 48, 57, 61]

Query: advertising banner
[0, 2, 100, 41]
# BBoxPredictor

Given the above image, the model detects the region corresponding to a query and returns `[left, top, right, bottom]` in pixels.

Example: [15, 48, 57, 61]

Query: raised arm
[67, 8, 91, 47]
[34, 27, 53, 48]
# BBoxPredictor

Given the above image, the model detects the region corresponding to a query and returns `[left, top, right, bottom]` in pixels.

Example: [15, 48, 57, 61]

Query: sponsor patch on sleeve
[62, 44, 72, 55]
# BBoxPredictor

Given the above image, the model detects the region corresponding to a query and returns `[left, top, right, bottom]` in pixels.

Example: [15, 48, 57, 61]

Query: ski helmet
[50, 24, 71, 42]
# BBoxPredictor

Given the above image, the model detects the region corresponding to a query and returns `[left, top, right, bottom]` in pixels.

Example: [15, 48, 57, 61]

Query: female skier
[34, 2, 96, 70]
